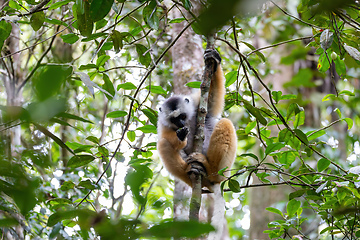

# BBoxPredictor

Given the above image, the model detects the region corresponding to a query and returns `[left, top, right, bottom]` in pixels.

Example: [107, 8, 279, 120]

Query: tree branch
[188, 35, 216, 221]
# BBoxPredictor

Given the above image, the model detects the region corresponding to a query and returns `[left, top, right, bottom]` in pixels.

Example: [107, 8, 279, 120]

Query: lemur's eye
[179, 113, 186, 120]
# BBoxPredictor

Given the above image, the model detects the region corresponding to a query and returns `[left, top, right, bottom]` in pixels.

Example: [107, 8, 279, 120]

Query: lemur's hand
[176, 127, 189, 141]
[204, 49, 221, 71]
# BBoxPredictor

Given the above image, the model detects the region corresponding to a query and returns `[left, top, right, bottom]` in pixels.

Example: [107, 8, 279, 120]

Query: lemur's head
[158, 95, 195, 130]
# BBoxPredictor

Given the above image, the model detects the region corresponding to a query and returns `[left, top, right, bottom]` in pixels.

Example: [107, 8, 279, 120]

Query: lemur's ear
[184, 98, 190, 103]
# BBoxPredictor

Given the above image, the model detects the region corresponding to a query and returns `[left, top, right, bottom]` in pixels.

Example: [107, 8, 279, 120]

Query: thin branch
[246, 36, 314, 57]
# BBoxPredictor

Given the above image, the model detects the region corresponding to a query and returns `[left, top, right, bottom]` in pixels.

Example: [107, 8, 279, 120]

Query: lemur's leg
[206, 118, 237, 183]
[204, 49, 226, 117]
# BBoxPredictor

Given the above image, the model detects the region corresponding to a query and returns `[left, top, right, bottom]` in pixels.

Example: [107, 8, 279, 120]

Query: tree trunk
[170, 1, 204, 221]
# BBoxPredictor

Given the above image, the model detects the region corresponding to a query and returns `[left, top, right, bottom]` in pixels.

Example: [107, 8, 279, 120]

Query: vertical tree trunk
[170, 2, 204, 221]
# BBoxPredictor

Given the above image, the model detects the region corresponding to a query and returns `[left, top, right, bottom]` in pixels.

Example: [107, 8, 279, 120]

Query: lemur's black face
[170, 113, 187, 128]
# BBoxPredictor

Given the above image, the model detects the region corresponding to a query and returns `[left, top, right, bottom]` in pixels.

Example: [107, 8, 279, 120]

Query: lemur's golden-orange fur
[157, 49, 237, 190]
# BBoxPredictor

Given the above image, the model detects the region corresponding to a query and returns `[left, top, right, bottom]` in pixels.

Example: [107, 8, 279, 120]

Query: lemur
[157, 49, 237, 191]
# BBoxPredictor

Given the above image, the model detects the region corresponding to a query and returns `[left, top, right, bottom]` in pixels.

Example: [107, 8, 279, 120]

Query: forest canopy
[1, 0, 360, 239]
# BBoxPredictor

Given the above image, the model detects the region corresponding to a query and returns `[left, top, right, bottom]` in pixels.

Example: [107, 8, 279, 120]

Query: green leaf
[67, 155, 95, 168]
[339, 90, 355, 96]
[317, 158, 330, 172]
[143, 0, 159, 30]
[245, 121, 256, 134]
[225, 71, 237, 87]
[76, 1, 93, 37]
[318, 52, 331, 72]
[79, 64, 98, 70]
[272, 91, 282, 104]
[102, 74, 115, 100]
[294, 129, 308, 145]
[49, 0, 72, 10]
[86, 136, 99, 144]
[265, 142, 285, 155]
[96, 55, 110, 67]
[136, 44, 151, 67]
[60, 181, 75, 191]
[106, 110, 127, 118]
[334, 57, 346, 76]
[280, 94, 297, 101]
[33, 65, 72, 101]
[289, 190, 306, 200]
[137, 125, 157, 134]
[169, 18, 186, 23]
[89, 0, 114, 22]
[243, 102, 267, 125]
[278, 151, 297, 167]
[265, 207, 283, 217]
[322, 93, 336, 102]
[125, 165, 153, 204]
[61, 33, 79, 44]
[30, 11, 45, 31]
[186, 81, 201, 88]
[141, 108, 158, 126]
[239, 153, 258, 161]
[78, 179, 96, 190]
[145, 85, 167, 95]
[228, 179, 240, 193]
[241, 41, 266, 62]
[286, 103, 302, 121]
[307, 130, 326, 141]
[0, 20, 12, 51]
[117, 82, 137, 90]
[127, 131, 136, 142]
[343, 118, 353, 129]
[111, 29, 123, 53]
[294, 111, 305, 128]
[287, 199, 301, 218]
[278, 128, 292, 143]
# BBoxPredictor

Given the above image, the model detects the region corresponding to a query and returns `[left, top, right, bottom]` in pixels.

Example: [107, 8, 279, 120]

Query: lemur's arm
[157, 126, 192, 186]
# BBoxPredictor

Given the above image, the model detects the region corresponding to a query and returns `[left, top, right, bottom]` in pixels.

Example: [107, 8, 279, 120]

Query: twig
[246, 36, 314, 57]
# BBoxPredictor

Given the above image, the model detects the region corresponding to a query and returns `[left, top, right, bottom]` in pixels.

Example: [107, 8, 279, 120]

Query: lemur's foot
[204, 49, 221, 70]
[176, 127, 188, 141]
[186, 152, 207, 177]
